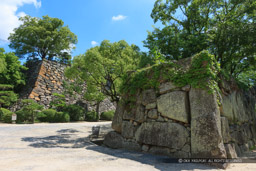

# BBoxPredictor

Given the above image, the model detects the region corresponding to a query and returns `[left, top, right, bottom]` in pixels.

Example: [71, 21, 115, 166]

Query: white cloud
[112, 15, 127, 21]
[0, 0, 41, 44]
[91, 41, 98, 46]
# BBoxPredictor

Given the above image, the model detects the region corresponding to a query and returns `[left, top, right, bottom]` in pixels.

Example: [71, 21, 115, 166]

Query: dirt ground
[0, 122, 255, 171]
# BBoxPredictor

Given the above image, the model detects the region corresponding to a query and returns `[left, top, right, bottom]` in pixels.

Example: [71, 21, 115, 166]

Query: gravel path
[0, 122, 255, 171]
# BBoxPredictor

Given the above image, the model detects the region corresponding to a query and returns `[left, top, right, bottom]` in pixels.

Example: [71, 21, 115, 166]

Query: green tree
[16, 99, 43, 123]
[8, 15, 78, 62]
[65, 40, 143, 104]
[0, 84, 18, 108]
[0, 48, 27, 90]
[144, 0, 256, 83]
[0, 56, 6, 73]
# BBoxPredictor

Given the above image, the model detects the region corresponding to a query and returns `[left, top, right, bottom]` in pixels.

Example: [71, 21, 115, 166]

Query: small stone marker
[92, 126, 100, 138]
[12, 114, 17, 124]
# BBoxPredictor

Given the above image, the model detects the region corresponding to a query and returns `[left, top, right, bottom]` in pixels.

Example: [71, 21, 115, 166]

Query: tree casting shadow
[21, 128, 92, 148]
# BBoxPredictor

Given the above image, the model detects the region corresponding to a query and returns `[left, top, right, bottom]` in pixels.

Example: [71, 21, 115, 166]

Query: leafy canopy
[8, 15, 78, 62]
[0, 48, 27, 89]
[65, 40, 143, 103]
[144, 0, 256, 84]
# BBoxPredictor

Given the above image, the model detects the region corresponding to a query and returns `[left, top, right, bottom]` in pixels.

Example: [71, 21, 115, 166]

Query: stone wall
[104, 61, 256, 159]
[220, 82, 256, 158]
[12, 59, 115, 113]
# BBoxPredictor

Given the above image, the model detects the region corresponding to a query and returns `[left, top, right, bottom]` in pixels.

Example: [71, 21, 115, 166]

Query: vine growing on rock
[121, 50, 221, 96]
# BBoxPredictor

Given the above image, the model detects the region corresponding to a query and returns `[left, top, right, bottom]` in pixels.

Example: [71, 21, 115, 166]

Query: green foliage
[54, 112, 70, 123]
[38, 109, 69, 123]
[16, 99, 43, 123]
[0, 84, 14, 90]
[0, 48, 27, 90]
[0, 108, 13, 122]
[236, 70, 256, 89]
[63, 104, 85, 121]
[171, 50, 220, 93]
[65, 40, 144, 103]
[50, 93, 66, 111]
[3, 113, 12, 123]
[145, 0, 256, 86]
[100, 110, 115, 121]
[49, 93, 85, 122]
[85, 111, 99, 122]
[62, 80, 84, 96]
[0, 49, 6, 73]
[37, 109, 56, 122]
[122, 50, 220, 95]
[8, 15, 77, 62]
[0, 84, 18, 108]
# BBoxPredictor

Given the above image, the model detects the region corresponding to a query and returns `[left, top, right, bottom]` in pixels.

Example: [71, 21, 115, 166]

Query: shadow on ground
[21, 127, 217, 171]
[85, 145, 217, 171]
[21, 128, 92, 148]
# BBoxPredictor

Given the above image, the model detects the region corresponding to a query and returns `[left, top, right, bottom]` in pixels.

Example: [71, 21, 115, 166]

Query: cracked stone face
[157, 91, 189, 123]
[135, 122, 189, 150]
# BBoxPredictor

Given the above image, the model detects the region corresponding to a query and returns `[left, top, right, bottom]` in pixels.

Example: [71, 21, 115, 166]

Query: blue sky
[0, 0, 162, 58]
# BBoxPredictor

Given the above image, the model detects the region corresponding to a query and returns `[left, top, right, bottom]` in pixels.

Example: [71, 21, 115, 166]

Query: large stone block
[159, 82, 176, 94]
[103, 131, 123, 149]
[221, 117, 231, 143]
[148, 146, 170, 156]
[221, 93, 234, 122]
[157, 91, 189, 123]
[230, 131, 245, 145]
[190, 88, 226, 158]
[121, 121, 134, 139]
[224, 144, 237, 159]
[222, 92, 249, 124]
[171, 151, 190, 158]
[135, 122, 189, 150]
[122, 141, 141, 151]
[234, 143, 242, 157]
[135, 104, 145, 123]
[112, 103, 124, 133]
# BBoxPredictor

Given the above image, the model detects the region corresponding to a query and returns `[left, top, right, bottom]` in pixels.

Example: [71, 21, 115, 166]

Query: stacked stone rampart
[104, 58, 256, 159]
[12, 59, 115, 113]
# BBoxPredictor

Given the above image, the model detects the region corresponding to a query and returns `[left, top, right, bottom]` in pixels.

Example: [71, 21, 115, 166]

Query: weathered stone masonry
[104, 59, 256, 159]
[12, 59, 115, 113]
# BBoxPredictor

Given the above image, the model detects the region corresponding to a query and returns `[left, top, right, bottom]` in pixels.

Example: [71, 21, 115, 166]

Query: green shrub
[16, 99, 43, 123]
[85, 111, 98, 122]
[0, 108, 8, 120]
[0, 84, 18, 107]
[50, 93, 66, 111]
[0, 108, 13, 123]
[38, 109, 56, 122]
[63, 104, 85, 121]
[39, 109, 69, 123]
[54, 112, 70, 122]
[15, 110, 26, 123]
[100, 110, 115, 121]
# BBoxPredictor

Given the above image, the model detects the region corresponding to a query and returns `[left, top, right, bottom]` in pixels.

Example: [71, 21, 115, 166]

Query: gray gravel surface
[0, 122, 255, 171]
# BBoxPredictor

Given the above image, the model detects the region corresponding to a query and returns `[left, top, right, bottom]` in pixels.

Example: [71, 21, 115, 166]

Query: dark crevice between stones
[185, 90, 192, 156]
[185, 91, 191, 125]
